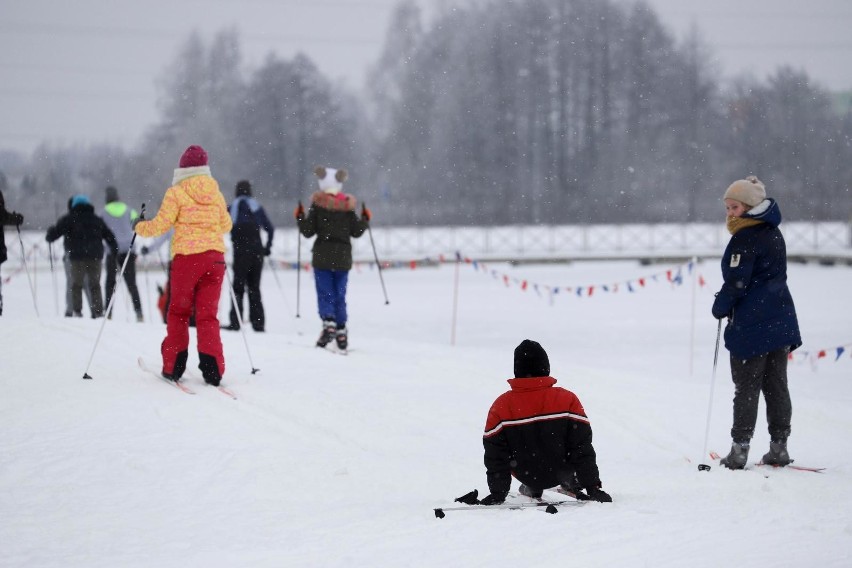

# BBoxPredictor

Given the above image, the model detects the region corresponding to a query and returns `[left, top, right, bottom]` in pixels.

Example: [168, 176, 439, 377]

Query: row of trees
[3, 0, 851, 229]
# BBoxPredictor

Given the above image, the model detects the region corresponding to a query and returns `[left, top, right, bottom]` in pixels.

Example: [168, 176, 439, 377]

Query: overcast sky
[1, 0, 851, 156]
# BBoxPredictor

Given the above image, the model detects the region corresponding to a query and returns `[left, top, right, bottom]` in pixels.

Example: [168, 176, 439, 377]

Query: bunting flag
[789, 342, 852, 366]
[263, 251, 710, 305]
[463, 252, 704, 302]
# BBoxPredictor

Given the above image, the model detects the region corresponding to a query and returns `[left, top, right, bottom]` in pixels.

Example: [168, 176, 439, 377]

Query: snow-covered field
[1, 245, 851, 567]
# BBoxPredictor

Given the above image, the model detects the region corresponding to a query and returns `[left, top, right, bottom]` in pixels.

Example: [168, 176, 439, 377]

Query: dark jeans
[729, 347, 792, 444]
[105, 252, 142, 315]
[70, 258, 104, 317]
[229, 253, 265, 331]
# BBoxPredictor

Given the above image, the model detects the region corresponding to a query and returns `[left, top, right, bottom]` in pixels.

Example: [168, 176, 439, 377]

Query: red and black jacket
[483, 376, 601, 495]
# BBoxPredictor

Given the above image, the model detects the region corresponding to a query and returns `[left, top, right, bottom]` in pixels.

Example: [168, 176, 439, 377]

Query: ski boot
[761, 440, 792, 466]
[199, 353, 221, 387]
[720, 441, 750, 470]
[316, 320, 337, 348]
[335, 327, 348, 351]
[519, 484, 542, 499]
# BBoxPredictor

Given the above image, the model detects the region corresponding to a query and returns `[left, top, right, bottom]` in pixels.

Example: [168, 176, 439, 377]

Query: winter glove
[293, 202, 305, 221]
[478, 492, 508, 506]
[140, 246, 150, 256]
[263, 243, 272, 257]
[361, 206, 371, 222]
[585, 487, 612, 503]
[711, 292, 730, 320]
[9, 212, 23, 225]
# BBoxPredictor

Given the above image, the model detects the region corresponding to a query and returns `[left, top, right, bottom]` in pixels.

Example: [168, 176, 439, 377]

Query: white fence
[5, 222, 851, 269]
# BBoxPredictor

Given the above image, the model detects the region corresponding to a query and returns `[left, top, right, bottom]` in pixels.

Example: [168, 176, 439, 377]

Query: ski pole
[224, 266, 260, 374]
[698, 317, 723, 471]
[143, 253, 153, 323]
[82, 204, 145, 379]
[48, 241, 59, 316]
[15, 224, 39, 317]
[296, 202, 302, 318]
[363, 202, 389, 305]
[265, 255, 293, 318]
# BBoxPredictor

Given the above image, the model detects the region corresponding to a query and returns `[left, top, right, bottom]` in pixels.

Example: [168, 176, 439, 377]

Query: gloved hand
[361, 207, 371, 222]
[585, 487, 612, 503]
[294, 202, 305, 221]
[263, 243, 272, 257]
[478, 492, 508, 506]
[140, 246, 150, 256]
[9, 212, 23, 225]
[711, 295, 729, 320]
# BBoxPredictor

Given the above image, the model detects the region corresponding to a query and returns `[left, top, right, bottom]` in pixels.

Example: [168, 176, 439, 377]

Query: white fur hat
[724, 175, 766, 207]
[315, 166, 348, 195]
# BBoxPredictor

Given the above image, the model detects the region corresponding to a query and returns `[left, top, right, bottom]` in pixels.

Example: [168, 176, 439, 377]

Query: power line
[0, 22, 382, 45]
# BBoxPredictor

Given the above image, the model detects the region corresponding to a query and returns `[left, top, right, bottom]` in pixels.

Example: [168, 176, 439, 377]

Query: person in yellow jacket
[134, 145, 233, 386]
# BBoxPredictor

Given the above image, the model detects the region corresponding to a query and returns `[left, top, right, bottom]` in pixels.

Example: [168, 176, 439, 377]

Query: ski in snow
[317, 345, 350, 356]
[138, 357, 196, 395]
[184, 370, 238, 400]
[434, 489, 585, 518]
[709, 451, 824, 473]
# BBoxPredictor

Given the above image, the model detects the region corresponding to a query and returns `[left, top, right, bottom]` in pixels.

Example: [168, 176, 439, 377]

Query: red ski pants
[161, 251, 226, 376]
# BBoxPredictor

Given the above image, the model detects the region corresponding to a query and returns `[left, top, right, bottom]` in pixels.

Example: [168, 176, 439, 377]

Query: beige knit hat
[723, 175, 766, 207]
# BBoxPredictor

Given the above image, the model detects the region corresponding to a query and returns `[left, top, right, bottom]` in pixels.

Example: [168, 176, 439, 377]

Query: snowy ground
[1, 248, 851, 567]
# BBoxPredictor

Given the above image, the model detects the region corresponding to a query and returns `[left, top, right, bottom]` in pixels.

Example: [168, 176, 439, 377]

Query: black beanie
[105, 186, 119, 204]
[236, 180, 252, 197]
[514, 339, 550, 378]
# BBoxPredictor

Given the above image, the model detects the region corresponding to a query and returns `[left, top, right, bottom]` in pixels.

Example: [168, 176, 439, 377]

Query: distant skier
[134, 145, 232, 386]
[102, 186, 144, 322]
[45, 194, 118, 319]
[712, 176, 801, 470]
[479, 340, 612, 505]
[224, 180, 274, 332]
[295, 166, 370, 352]
[0, 189, 24, 316]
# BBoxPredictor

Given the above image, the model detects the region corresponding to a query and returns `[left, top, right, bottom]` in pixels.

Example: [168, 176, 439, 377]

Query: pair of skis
[434, 488, 586, 518]
[137, 357, 237, 399]
[708, 451, 824, 473]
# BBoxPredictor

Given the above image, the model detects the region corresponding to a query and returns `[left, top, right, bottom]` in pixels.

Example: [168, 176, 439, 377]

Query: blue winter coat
[711, 199, 801, 360]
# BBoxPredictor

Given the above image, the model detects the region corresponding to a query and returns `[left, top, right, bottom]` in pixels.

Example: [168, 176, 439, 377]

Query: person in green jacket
[295, 166, 370, 352]
[102, 186, 143, 321]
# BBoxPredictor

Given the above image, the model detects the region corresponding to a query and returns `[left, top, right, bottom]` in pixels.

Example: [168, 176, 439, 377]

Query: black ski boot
[519, 484, 542, 499]
[720, 441, 750, 470]
[199, 353, 221, 386]
[761, 440, 792, 466]
[316, 320, 336, 348]
[335, 327, 348, 351]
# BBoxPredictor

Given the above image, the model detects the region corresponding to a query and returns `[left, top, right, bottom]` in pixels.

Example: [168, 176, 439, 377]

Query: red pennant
[409, 260, 416, 270]
[521, 280, 528, 291]
[638, 278, 646, 287]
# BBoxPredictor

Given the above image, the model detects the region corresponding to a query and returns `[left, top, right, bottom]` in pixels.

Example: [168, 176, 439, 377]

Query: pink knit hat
[179, 145, 208, 168]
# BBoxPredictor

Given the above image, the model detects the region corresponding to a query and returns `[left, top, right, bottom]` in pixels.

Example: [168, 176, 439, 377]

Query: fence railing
[6, 222, 851, 270]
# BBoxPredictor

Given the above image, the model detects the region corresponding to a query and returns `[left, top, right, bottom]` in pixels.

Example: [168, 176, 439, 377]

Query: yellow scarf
[726, 216, 763, 235]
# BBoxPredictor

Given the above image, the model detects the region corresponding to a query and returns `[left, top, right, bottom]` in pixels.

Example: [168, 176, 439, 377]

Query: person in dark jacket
[102, 186, 144, 321]
[224, 180, 274, 332]
[712, 176, 801, 470]
[479, 340, 612, 505]
[0, 189, 25, 316]
[45, 194, 118, 318]
[295, 166, 369, 351]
